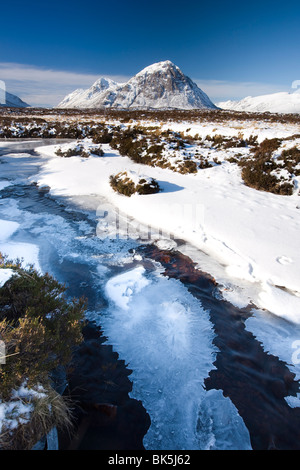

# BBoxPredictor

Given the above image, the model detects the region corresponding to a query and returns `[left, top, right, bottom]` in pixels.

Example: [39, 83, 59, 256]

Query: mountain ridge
[57, 61, 216, 110]
[0, 91, 30, 108]
[217, 90, 300, 114]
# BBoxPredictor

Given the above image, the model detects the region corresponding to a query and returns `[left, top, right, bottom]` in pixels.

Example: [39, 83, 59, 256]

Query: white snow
[105, 265, 150, 310]
[0, 268, 15, 287]
[258, 282, 300, 324]
[0, 219, 20, 242]
[0, 381, 46, 436]
[57, 60, 216, 110]
[0, 217, 41, 271]
[34, 127, 300, 324]
[2, 125, 300, 447]
[99, 266, 251, 450]
[0, 218, 41, 271]
[217, 90, 300, 114]
[0, 242, 41, 271]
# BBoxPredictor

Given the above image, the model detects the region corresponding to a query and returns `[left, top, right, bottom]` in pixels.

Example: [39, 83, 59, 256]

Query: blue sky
[1, 0, 299, 106]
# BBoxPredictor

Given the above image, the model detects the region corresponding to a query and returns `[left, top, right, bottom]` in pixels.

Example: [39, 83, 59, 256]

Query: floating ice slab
[105, 265, 150, 310]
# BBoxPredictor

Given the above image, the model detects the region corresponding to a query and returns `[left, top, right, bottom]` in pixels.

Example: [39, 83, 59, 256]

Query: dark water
[1, 140, 300, 450]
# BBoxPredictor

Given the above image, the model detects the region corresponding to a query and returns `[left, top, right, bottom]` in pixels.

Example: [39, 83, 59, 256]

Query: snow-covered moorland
[28, 112, 300, 325]
[1, 108, 300, 449]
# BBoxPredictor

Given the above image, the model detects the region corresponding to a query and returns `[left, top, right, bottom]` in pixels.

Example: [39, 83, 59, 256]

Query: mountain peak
[136, 60, 178, 75]
[57, 61, 216, 110]
[92, 77, 119, 90]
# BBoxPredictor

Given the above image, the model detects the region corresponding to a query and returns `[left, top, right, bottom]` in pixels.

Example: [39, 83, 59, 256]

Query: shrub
[198, 157, 213, 169]
[90, 145, 104, 156]
[55, 143, 104, 158]
[109, 173, 136, 197]
[205, 134, 258, 150]
[178, 160, 198, 174]
[241, 165, 294, 195]
[240, 138, 294, 195]
[0, 256, 85, 399]
[110, 171, 160, 197]
[92, 128, 113, 144]
[251, 138, 282, 158]
[55, 145, 88, 158]
[136, 178, 160, 194]
[279, 146, 300, 176]
[0, 255, 85, 449]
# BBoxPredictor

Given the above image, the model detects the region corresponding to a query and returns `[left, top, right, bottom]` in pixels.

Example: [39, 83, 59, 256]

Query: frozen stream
[1, 140, 300, 450]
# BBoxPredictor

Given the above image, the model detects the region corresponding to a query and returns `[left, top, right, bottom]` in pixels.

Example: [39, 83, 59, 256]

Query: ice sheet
[100, 266, 252, 450]
[0, 219, 20, 242]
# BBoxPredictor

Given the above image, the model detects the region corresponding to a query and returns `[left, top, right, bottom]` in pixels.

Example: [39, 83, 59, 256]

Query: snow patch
[0, 268, 15, 287]
[218, 90, 300, 114]
[258, 282, 300, 324]
[0, 381, 46, 436]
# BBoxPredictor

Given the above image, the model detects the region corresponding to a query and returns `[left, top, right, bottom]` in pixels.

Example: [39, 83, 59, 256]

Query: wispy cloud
[194, 79, 290, 103]
[0, 62, 293, 108]
[0, 62, 129, 107]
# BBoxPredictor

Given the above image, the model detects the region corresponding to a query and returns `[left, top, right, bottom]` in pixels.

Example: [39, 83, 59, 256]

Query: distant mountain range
[0, 91, 30, 108]
[217, 90, 300, 114]
[57, 60, 217, 110]
[3, 62, 299, 114]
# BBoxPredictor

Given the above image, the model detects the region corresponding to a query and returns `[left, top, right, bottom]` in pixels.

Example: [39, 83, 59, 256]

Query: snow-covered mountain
[0, 91, 30, 108]
[57, 60, 216, 110]
[217, 89, 300, 114]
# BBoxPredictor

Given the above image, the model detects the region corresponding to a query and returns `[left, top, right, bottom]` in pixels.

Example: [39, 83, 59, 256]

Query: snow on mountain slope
[0, 91, 30, 108]
[57, 77, 120, 108]
[57, 60, 216, 110]
[218, 90, 300, 114]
